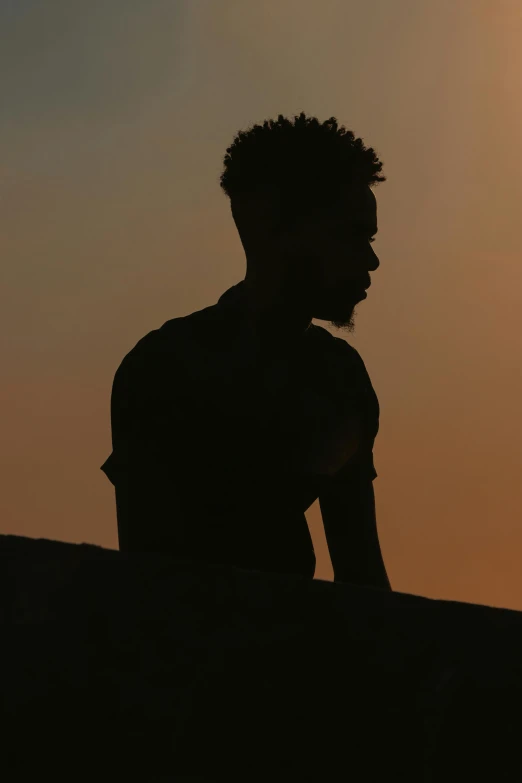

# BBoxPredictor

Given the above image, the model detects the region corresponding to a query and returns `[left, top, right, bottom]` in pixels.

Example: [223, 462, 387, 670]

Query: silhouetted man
[101, 112, 391, 590]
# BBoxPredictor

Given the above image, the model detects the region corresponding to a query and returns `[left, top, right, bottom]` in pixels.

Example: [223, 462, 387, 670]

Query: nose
[368, 248, 379, 272]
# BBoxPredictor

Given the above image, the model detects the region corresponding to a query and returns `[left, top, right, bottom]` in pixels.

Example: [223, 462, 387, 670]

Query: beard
[329, 308, 357, 333]
[313, 287, 358, 333]
[280, 252, 361, 334]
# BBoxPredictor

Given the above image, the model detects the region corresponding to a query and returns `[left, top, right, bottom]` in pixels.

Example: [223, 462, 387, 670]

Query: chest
[177, 334, 370, 480]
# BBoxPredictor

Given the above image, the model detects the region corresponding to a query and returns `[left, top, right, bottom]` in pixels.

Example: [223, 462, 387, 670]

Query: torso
[104, 281, 379, 577]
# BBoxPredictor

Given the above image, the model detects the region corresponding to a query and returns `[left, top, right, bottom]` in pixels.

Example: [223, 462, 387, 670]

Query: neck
[240, 270, 313, 351]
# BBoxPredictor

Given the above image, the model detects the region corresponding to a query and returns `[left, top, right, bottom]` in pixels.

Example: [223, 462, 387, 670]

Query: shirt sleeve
[100, 353, 140, 487]
[100, 358, 130, 486]
[324, 339, 380, 484]
[100, 342, 181, 487]
[355, 444, 378, 481]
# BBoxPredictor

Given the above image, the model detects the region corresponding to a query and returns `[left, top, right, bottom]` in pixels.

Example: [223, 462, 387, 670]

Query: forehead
[336, 183, 377, 226]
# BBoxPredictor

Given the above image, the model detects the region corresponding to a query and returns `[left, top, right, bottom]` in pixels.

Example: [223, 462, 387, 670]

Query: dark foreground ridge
[3, 534, 522, 782]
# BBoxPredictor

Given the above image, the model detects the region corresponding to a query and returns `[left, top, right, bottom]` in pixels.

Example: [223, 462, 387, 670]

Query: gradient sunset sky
[2, 0, 521, 610]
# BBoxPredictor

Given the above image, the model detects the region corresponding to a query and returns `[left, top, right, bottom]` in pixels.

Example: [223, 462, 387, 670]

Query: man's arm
[108, 345, 194, 555]
[318, 469, 392, 590]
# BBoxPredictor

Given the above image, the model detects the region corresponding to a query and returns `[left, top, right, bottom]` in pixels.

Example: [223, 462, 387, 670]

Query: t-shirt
[100, 280, 380, 577]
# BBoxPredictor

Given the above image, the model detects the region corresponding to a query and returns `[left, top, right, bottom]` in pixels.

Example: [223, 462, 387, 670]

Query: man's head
[219, 112, 385, 334]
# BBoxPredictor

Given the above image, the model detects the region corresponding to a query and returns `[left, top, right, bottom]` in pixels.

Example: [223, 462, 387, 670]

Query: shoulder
[308, 324, 379, 415]
[115, 301, 221, 377]
[308, 324, 372, 378]
[110, 305, 222, 410]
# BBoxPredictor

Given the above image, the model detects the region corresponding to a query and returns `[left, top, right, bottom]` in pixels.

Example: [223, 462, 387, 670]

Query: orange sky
[2, 0, 521, 609]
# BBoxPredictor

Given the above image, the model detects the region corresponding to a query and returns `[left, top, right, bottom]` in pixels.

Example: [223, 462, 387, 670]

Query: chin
[326, 306, 357, 332]
[313, 308, 355, 329]
[313, 293, 357, 322]
[329, 318, 356, 334]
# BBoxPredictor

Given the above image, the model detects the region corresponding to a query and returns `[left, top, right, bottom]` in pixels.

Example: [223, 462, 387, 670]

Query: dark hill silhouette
[3, 533, 522, 781]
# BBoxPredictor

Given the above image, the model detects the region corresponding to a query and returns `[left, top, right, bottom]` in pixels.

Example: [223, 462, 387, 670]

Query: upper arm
[106, 346, 193, 551]
[109, 345, 187, 477]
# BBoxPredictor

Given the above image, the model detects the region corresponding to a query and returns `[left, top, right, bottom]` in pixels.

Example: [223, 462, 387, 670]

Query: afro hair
[219, 111, 386, 230]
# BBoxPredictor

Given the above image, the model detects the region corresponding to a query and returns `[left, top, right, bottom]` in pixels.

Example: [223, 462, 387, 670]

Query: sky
[2, 0, 522, 610]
